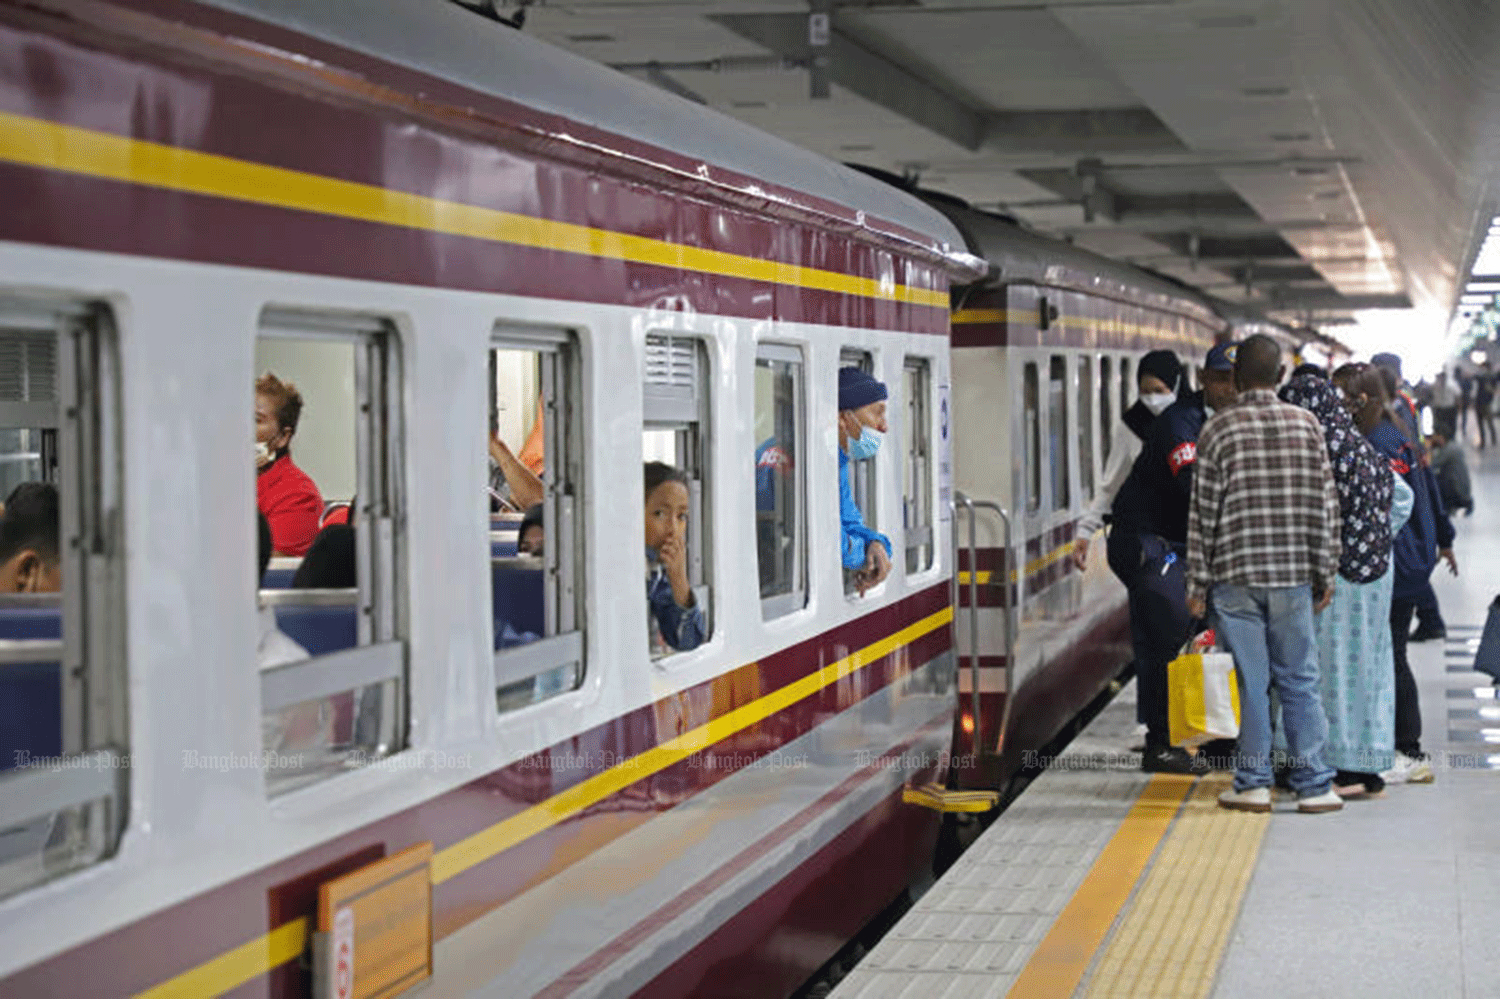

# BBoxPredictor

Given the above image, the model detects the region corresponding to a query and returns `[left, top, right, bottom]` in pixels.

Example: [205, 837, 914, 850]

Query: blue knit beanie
[838, 366, 887, 411]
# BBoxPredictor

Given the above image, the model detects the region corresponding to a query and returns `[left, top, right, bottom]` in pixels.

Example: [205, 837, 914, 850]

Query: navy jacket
[1367, 421, 1455, 600]
[1111, 391, 1206, 544]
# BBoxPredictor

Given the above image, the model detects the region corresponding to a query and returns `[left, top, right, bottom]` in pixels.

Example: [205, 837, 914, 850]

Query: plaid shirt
[1186, 389, 1340, 603]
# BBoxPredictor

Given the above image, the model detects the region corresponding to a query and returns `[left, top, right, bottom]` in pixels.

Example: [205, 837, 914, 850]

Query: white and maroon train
[0, 2, 1337, 997]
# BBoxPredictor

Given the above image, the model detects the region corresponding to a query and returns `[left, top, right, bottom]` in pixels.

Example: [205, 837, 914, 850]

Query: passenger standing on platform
[836, 367, 893, 596]
[1334, 363, 1457, 785]
[1279, 374, 1411, 798]
[1457, 369, 1473, 440]
[1108, 342, 1240, 775]
[1188, 335, 1344, 814]
[1372, 354, 1449, 643]
[1475, 364, 1497, 450]
[1430, 371, 1459, 440]
[255, 373, 324, 558]
[1072, 349, 1184, 571]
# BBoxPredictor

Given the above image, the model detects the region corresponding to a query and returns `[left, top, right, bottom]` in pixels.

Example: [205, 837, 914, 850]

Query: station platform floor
[833, 445, 1500, 999]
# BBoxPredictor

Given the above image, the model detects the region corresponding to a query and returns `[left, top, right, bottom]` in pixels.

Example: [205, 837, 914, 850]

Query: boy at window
[837, 367, 892, 596]
[645, 462, 705, 653]
[255, 373, 324, 557]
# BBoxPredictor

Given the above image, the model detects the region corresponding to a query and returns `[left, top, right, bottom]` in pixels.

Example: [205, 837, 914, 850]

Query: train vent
[644, 333, 701, 423]
[0, 329, 58, 402]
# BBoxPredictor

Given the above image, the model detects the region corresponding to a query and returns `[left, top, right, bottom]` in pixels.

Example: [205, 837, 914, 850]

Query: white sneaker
[1381, 753, 1435, 785]
[1218, 787, 1272, 813]
[1297, 788, 1344, 813]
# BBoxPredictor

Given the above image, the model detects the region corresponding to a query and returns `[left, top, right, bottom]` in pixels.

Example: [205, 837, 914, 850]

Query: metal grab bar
[951, 492, 1014, 757]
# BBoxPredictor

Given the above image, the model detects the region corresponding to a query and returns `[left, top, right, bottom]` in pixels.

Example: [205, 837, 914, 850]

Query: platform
[833, 447, 1500, 999]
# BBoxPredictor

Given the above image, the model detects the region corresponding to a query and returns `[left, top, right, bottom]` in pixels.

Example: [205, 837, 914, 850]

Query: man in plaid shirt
[1185, 334, 1344, 814]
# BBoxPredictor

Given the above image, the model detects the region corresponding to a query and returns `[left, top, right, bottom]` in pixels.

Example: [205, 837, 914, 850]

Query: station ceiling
[517, 0, 1500, 330]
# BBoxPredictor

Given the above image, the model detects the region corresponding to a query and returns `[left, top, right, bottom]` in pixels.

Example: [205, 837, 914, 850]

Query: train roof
[197, 0, 983, 278]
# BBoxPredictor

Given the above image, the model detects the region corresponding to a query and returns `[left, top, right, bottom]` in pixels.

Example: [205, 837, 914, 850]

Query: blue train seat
[0, 605, 63, 772]
[273, 603, 359, 657]
[490, 537, 519, 559]
[492, 560, 545, 648]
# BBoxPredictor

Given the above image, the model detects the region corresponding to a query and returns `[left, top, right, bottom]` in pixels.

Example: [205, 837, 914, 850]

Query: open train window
[1099, 355, 1113, 467]
[255, 311, 405, 797]
[755, 344, 805, 619]
[1023, 362, 1040, 512]
[490, 330, 581, 710]
[0, 299, 125, 902]
[1049, 356, 1071, 512]
[903, 357, 934, 575]
[839, 349, 879, 595]
[643, 334, 711, 658]
[1078, 355, 1094, 502]
[1119, 357, 1133, 417]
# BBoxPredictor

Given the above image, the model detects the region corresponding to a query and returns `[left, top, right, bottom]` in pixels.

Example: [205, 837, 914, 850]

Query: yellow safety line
[133, 918, 308, 999]
[1004, 774, 1194, 999]
[1082, 775, 1270, 999]
[0, 110, 948, 309]
[131, 606, 952, 999]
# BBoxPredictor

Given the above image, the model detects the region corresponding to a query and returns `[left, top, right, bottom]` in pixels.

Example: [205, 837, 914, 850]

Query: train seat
[490, 534, 519, 559]
[492, 559, 544, 647]
[0, 605, 63, 772]
[271, 600, 359, 657]
[261, 556, 303, 589]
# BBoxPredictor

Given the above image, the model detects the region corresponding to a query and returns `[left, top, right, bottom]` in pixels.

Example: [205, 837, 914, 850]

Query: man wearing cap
[837, 367, 892, 597]
[1108, 341, 1241, 774]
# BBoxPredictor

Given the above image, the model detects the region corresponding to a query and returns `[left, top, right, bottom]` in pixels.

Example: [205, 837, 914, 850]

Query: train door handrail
[951, 492, 1015, 757]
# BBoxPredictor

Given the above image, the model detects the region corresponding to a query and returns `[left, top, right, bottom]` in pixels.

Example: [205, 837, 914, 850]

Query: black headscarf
[1279, 374, 1393, 583]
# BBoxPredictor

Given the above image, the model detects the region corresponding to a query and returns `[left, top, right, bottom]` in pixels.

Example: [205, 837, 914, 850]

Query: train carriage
[0, 1, 983, 996]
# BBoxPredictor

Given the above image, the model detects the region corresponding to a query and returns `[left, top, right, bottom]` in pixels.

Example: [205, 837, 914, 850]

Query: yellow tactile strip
[1081, 775, 1271, 999]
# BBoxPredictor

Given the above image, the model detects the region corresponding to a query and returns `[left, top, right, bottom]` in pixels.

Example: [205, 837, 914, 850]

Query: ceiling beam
[711, 13, 1184, 154]
[1242, 291, 1412, 311]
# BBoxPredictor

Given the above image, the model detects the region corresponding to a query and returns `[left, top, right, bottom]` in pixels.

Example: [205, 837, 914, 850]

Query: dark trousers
[1414, 579, 1445, 633]
[1391, 597, 1423, 757]
[1434, 407, 1458, 440]
[1480, 407, 1496, 448]
[1108, 529, 1190, 748]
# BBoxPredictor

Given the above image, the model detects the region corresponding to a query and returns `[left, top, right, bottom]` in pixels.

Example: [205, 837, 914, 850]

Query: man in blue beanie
[838, 366, 892, 596]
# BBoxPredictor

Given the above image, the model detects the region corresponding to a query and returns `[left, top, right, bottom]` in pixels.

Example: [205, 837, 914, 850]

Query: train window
[903, 357, 933, 574]
[1119, 357, 1132, 415]
[643, 334, 712, 658]
[255, 311, 405, 797]
[1049, 356, 1070, 511]
[839, 349, 878, 595]
[1023, 362, 1040, 512]
[490, 330, 581, 711]
[1099, 355, 1113, 467]
[0, 299, 125, 902]
[1078, 355, 1094, 501]
[755, 345, 806, 619]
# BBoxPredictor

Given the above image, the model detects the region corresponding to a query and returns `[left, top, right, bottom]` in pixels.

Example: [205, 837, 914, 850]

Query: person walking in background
[1429, 371, 1459, 440]
[1476, 363, 1497, 450]
[1189, 336, 1343, 814]
[1279, 375, 1412, 799]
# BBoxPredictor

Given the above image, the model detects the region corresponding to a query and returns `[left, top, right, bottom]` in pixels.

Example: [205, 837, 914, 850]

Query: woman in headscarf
[1280, 372, 1413, 797]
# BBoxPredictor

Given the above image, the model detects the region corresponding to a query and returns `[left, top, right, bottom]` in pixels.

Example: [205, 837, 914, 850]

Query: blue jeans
[1213, 583, 1335, 796]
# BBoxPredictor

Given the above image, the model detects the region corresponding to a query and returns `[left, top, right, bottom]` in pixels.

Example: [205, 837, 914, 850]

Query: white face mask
[255, 440, 273, 466]
[1141, 392, 1176, 416]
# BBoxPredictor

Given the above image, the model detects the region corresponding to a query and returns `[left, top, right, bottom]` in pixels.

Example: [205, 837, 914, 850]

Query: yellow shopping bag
[1167, 650, 1241, 748]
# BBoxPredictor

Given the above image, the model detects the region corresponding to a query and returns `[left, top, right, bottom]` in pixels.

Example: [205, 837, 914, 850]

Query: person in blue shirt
[837, 367, 892, 596]
[645, 461, 706, 653]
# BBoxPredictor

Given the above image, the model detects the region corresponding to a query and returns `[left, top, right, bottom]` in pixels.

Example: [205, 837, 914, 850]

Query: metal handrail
[950, 492, 1014, 759]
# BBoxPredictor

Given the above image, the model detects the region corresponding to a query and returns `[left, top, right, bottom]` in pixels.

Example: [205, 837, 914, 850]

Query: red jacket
[257, 454, 323, 556]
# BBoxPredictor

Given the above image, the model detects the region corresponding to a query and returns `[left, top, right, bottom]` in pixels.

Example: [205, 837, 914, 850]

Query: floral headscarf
[1279, 374, 1393, 583]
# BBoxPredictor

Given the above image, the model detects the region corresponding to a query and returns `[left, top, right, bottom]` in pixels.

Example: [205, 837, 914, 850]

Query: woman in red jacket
[255, 372, 323, 557]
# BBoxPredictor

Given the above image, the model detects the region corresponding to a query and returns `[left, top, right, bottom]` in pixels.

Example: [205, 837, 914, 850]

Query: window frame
[1048, 355, 1071, 513]
[0, 297, 126, 901]
[1099, 354, 1113, 469]
[755, 342, 808, 620]
[490, 328, 584, 707]
[643, 332, 713, 657]
[1077, 354, 1094, 503]
[255, 309, 407, 796]
[902, 356, 934, 575]
[1022, 360, 1041, 513]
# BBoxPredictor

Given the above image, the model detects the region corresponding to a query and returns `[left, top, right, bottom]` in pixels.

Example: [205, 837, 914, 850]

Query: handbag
[1475, 595, 1500, 683]
[1168, 639, 1241, 748]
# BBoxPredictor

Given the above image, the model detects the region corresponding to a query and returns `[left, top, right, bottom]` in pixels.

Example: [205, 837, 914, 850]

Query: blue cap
[1205, 341, 1239, 372]
[838, 366, 887, 411]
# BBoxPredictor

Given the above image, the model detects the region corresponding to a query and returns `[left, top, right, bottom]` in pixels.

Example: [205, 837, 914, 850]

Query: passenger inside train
[644, 461, 705, 654]
[836, 366, 892, 596]
[255, 372, 324, 557]
[0, 482, 60, 594]
[517, 503, 544, 556]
